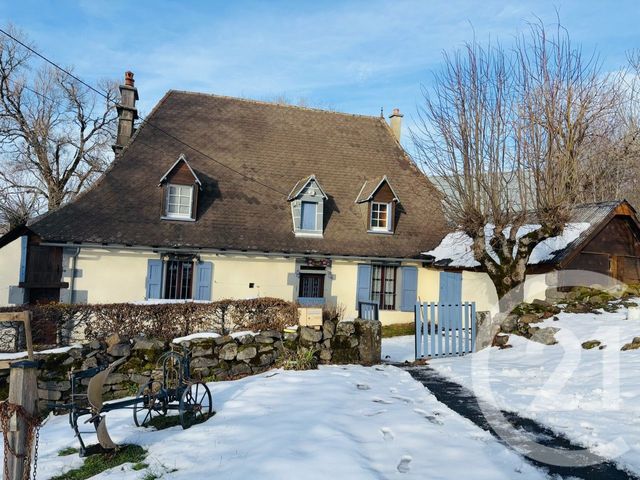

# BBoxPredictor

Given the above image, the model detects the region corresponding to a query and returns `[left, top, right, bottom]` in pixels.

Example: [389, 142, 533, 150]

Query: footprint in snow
[397, 455, 412, 473]
[389, 387, 398, 393]
[381, 427, 395, 441]
[357, 383, 371, 390]
[414, 408, 443, 425]
[391, 395, 413, 404]
[372, 397, 393, 405]
[363, 409, 387, 417]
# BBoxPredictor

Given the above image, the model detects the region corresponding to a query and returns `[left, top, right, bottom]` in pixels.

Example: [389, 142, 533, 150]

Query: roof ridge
[167, 89, 382, 120]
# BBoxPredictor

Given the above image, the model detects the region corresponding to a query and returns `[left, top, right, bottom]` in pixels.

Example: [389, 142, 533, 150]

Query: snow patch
[172, 332, 221, 344]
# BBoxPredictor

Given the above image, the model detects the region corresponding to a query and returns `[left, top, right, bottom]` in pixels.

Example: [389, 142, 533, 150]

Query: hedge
[0, 298, 299, 346]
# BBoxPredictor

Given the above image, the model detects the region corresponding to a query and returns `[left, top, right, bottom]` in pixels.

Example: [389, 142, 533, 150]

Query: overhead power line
[0, 27, 289, 197]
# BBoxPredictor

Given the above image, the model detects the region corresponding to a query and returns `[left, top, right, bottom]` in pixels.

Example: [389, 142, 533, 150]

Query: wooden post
[5, 360, 39, 480]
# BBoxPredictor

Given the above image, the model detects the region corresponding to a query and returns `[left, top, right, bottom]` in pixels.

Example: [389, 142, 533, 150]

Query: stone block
[37, 380, 70, 392]
[300, 326, 322, 343]
[191, 357, 219, 369]
[354, 319, 381, 365]
[107, 342, 131, 357]
[237, 346, 257, 361]
[38, 389, 61, 401]
[254, 334, 275, 344]
[104, 373, 127, 385]
[219, 342, 238, 360]
[230, 362, 251, 376]
[132, 336, 165, 350]
[336, 322, 355, 336]
[214, 335, 234, 346]
[105, 333, 128, 348]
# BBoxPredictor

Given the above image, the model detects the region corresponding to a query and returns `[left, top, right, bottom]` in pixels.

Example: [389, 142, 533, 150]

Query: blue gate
[414, 301, 476, 359]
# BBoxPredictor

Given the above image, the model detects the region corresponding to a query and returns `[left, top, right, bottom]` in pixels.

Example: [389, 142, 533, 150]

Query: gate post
[4, 360, 39, 480]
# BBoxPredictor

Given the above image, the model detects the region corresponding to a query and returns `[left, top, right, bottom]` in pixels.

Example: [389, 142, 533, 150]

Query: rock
[493, 334, 509, 347]
[38, 388, 61, 401]
[300, 326, 323, 343]
[475, 311, 499, 351]
[258, 344, 274, 353]
[219, 342, 238, 360]
[254, 334, 274, 344]
[336, 322, 355, 336]
[82, 357, 98, 369]
[107, 342, 131, 357]
[235, 334, 255, 345]
[621, 337, 640, 351]
[322, 320, 337, 340]
[214, 335, 233, 346]
[105, 333, 128, 348]
[519, 314, 543, 324]
[237, 346, 257, 361]
[89, 339, 103, 350]
[565, 303, 590, 314]
[67, 347, 83, 359]
[319, 349, 332, 361]
[62, 357, 76, 366]
[530, 327, 560, 345]
[191, 357, 219, 368]
[256, 352, 274, 366]
[260, 330, 281, 339]
[132, 336, 165, 350]
[230, 362, 251, 376]
[500, 314, 519, 333]
[588, 295, 605, 305]
[130, 373, 151, 385]
[532, 299, 553, 309]
[284, 332, 298, 342]
[581, 340, 602, 350]
[354, 319, 381, 365]
[191, 345, 213, 357]
[37, 380, 70, 392]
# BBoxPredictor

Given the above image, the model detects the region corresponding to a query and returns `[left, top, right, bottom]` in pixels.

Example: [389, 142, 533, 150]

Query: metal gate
[414, 302, 476, 359]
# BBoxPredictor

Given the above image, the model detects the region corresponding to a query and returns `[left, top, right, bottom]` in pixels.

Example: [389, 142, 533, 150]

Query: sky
[2, 0, 640, 147]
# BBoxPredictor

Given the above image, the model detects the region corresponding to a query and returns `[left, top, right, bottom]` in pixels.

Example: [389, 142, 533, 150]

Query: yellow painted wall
[200, 254, 296, 301]
[0, 237, 22, 306]
[74, 249, 158, 303]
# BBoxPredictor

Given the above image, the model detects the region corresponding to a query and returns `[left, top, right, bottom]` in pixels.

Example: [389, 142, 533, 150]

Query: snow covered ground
[18, 365, 545, 479]
[381, 305, 640, 475]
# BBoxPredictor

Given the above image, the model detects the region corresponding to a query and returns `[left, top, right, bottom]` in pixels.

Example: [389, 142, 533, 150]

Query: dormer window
[370, 202, 391, 231]
[288, 175, 328, 237]
[158, 154, 201, 222]
[355, 176, 400, 234]
[166, 184, 194, 219]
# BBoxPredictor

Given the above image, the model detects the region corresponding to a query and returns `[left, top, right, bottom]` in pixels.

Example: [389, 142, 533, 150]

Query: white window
[166, 184, 193, 219]
[370, 202, 391, 231]
[300, 201, 318, 231]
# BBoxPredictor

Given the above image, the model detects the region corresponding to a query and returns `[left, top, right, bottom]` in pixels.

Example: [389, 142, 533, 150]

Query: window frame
[298, 272, 325, 299]
[163, 259, 195, 300]
[164, 183, 194, 220]
[370, 264, 397, 310]
[300, 201, 318, 231]
[370, 201, 391, 232]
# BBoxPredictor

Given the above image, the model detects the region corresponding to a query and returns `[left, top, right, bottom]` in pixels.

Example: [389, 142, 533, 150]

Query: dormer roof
[355, 176, 400, 203]
[288, 175, 328, 201]
[158, 153, 202, 187]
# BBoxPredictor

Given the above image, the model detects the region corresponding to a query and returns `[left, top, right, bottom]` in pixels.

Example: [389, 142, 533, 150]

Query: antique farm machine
[54, 348, 213, 456]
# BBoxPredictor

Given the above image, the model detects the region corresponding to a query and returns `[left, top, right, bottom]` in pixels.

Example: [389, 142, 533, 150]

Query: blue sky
[3, 0, 640, 146]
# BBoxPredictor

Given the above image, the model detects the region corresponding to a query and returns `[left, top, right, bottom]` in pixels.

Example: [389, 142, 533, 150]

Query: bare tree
[413, 20, 619, 301]
[0, 26, 117, 214]
[0, 181, 42, 230]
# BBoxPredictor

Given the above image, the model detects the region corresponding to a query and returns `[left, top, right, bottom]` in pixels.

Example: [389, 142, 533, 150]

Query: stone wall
[0, 318, 381, 409]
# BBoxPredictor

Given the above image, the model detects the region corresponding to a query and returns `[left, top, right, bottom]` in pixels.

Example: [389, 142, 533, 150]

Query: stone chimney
[113, 71, 139, 155]
[388, 108, 403, 142]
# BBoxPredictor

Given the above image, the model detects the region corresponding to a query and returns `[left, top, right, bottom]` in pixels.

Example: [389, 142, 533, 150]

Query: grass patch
[382, 322, 414, 338]
[146, 413, 182, 430]
[50, 444, 147, 480]
[142, 473, 160, 480]
[132, 462, 149, 471]
[58, 447, 79, 456]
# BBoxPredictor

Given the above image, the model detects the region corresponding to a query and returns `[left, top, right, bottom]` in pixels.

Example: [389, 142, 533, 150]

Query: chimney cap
[389, 108, 403, 118]
[124, 71, 135, 87]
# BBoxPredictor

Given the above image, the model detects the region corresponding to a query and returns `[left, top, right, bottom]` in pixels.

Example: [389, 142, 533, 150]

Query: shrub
[0, 297, 298, 346]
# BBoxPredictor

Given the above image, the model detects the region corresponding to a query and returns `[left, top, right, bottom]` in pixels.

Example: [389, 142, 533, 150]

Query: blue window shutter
[356, 264, 372, 307]
[400, 266, 418, 312]
[301, 202, 317, 230]
[194, 262, 213, 301]
[19, 236, 27, 283]
[146, 259, 163, 299]
[439, 271, 462, 305]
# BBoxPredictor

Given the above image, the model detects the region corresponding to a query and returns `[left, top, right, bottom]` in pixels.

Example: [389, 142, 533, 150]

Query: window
[164, 260, 194, 299]
[300, 201, 317, 230]
[371, 265, 396, 310]
[166, 184, 193, 219]
[299, 273, 324, 298]
[370, 202, 391, 231]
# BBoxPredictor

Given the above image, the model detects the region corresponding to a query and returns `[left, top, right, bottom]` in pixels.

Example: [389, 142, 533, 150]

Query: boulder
[37, 380, 70, 392]
[237, 346, 258, 361]
[260, 330, 282, 339]
[254, 334, 275, 344]
[500, 314, 519, 333]
[493, 334, 510, 347]
[190, 357, 219, 369]
[581, 340, 602, 350]
[319, 349, 332, 361]
[104, 373, 128, 385]
[105, 333, 128, 348]
[219, 342, 238, 360]
[530, 327, 560, 345]
[300, 326, 323, 343]
[336, 322, 356, 336]
[354, 319, 381, 365]
[322, 319, 337, 340]
[230, 362, 251, 376]
[132, 336, 165, 351]
[621, 337, 640, 351]
[519, 314, 543, 324]
[214, 335, 234, 346]
[475, 311, 499, 351]
[107, 342, 131, 357]
[235, 334, 255, 345]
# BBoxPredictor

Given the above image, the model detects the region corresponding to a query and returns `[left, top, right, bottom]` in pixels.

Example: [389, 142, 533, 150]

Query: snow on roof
[424, 223, 591, 268]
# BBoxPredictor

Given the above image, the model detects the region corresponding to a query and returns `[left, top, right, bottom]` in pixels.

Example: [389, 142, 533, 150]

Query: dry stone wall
[0, 318, 381, 409]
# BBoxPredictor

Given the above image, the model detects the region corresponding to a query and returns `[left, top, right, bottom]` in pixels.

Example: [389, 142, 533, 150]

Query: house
[0, 72, 449, 326]
[424, 200, 640, 310]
